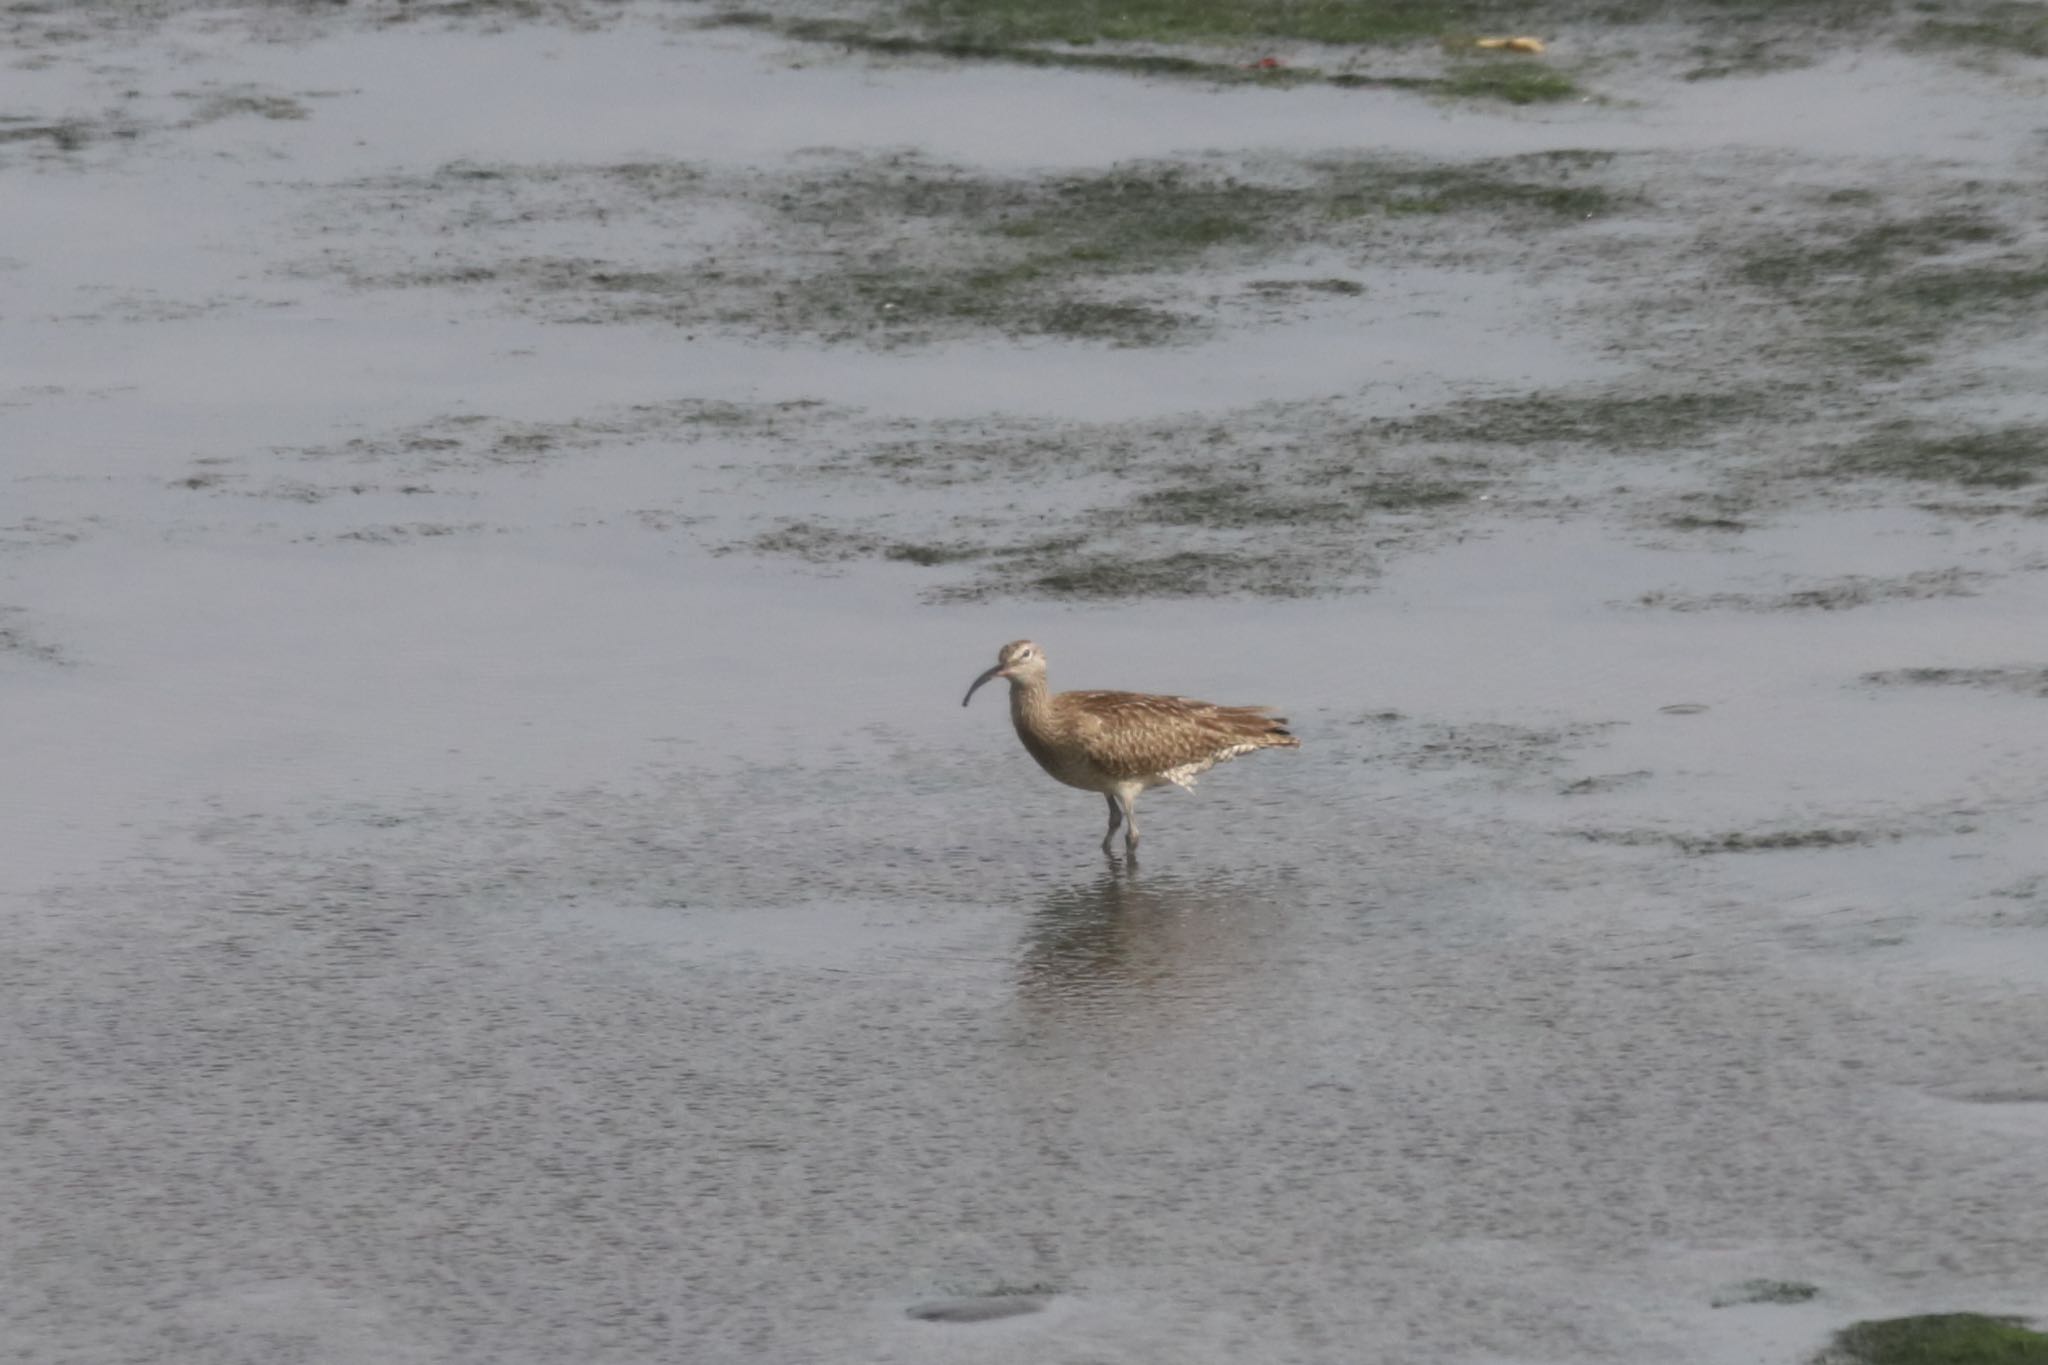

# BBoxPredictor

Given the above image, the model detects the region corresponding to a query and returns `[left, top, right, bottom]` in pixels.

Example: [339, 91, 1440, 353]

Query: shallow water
[4, 6, 2047, 1364]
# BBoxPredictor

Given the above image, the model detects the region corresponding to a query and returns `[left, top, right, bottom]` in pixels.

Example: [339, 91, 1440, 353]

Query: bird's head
[962, 639, 1045, 706]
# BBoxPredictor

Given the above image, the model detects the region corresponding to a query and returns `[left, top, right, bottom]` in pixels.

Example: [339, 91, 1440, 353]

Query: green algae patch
[883, 541, 989, 566]
[713, 13, 1428, 90]
[1018, 548, 1318, 599]
[746, 521, 882, 563]
[1737, 210, 2008, 290]
[1351, 154, 1618, 218]
[1711, 1278, 1819, 1307]
[903, 0, 1470, 48]
[1441, 58, 1579, 103]
[709, 10, 1579, 102]
[1245, 276, 1367, 296]
[1911, 4, 2048, 60]
[1126, 475, 1472, 529]
[180, 88, 312, 124]
[1733, 200, 2048, 375]
[1829, 423, 2048, 489]
[1633, 568, 1981, 613]
[1389, 387, 1763, 450]
[727, 396, 1490, 600]
[1682, 36, 1815, 80]
[345, 151, 1627, 347]
[1819, 1314, 2048, 1365]
[770, 17, 1358, 86]
[0, 115, 137, 153]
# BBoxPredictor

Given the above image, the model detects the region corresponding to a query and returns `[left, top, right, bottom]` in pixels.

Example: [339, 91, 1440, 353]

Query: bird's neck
[1007, 674, 1054, 736]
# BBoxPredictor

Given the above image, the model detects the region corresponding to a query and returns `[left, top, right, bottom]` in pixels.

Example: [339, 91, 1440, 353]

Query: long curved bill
[962, 665, 1005, 707]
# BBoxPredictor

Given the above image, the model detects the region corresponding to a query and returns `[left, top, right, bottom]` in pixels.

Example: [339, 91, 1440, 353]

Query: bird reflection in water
[1014, 859, 1272, 1023]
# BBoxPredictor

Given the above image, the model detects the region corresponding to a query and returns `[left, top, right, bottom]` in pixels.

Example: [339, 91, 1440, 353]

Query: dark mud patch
[56, 287, 255, 326]
[1711, 1278, 1819, 1308]
[883, 540, 997, 566]
[172, 467, 235, 492]
[906, 1293, 1049, 1323]
[1816, 1313, 2048, 1365]
[906, 1280, 1060, 1323]
[1244, 277, 1366, 297]
[178, 86, 313, 125]
[1575, 827, 1889, 854]
[0, 113, 139, 156]
[0, 607, 66, 666]
[825, 399, 1489, 490]
[1862, 666, 2048, 697]
[325, 150, 1630, 347]
[1975, 877, 2048, 930]
[0, 515, 96, 553]
[1361, 713, 1621, 779]
[1633, 568, 1983, 612]
[173, 461, 453, 505]
[293, 399, 837, 476]
[1660, 511, 1753, 533]
[1934, 1085, 2048, 1106]
[737, 518, 1056, 562]
[1636, 493, 1763, 538]
[1122, 473, 1474, 529]
[362, 0, 639, 25]
[711, 13, 1578, 102]
[1916, 494, 2048, 519]
[1559, 770, 1652, 796]
[332, 522, 486, 544]
[743, 521, 888, 565]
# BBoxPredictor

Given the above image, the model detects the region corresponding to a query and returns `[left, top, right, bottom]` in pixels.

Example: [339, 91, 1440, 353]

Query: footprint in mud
[905, 1294, 1049, 1323]
[1862, 666, 2048, 697]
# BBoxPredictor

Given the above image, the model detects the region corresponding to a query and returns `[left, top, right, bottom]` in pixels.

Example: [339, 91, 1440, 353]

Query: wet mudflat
[3, 2, 2046, 1362]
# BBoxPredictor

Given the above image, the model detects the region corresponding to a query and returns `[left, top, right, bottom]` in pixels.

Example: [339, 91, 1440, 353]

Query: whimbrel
[962, 639, 1299, 853]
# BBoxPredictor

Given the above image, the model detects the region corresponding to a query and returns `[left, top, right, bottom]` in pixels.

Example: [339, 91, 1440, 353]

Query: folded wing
[1062, 690, 1299, 786]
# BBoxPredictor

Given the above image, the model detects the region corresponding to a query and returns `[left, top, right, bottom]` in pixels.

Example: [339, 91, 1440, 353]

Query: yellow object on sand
[1475, 35, 1547, 53]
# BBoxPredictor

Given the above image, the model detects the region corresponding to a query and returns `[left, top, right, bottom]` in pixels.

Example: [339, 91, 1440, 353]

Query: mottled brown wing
[1061, 690, 1297, 780]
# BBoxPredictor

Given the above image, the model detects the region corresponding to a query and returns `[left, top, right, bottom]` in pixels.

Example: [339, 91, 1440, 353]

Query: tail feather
[1219, 704, 1299, 749]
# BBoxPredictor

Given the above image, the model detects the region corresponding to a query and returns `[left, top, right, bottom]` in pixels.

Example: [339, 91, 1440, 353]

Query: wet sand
[3, 4, 2045, 1362]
